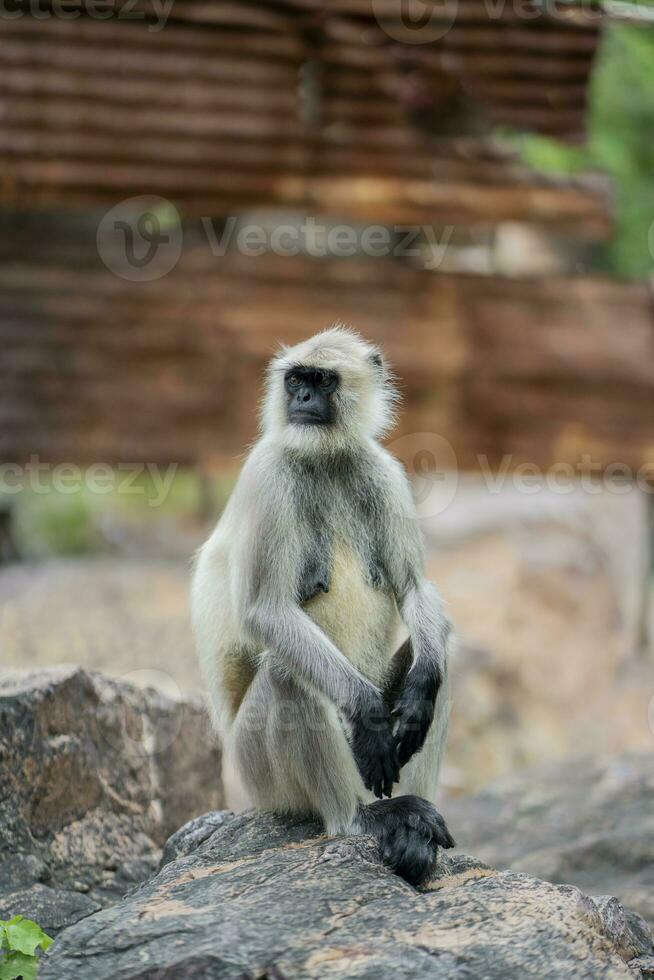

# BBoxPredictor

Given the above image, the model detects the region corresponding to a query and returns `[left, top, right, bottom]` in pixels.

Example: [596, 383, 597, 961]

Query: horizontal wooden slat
[0, 168, 610, 235]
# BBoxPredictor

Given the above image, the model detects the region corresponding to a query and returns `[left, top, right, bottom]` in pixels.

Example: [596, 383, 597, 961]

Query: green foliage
[14, 491, 98, 557]
[0, 917, 52, 979]
[0, 954, 38, 980]
[517, 22, 654, 278]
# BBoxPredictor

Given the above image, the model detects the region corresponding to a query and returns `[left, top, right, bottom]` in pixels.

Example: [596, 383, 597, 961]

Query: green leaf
[0, 950, 39, 980]
[6, 918, 51, 957]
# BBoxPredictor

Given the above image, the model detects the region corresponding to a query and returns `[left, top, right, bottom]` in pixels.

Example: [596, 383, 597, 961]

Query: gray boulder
[41, 809, 653, 979]
[0, 666, 223, 935]
[447, 752, 654, 930]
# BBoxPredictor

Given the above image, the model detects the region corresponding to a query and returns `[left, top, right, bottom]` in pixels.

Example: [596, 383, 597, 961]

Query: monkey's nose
[300, 391, 311, 402]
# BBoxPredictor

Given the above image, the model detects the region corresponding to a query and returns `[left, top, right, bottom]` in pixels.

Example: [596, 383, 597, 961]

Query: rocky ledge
[447, 753, 654, 931]
[41, 809, 654, 980]
[0, 667, 223, 936]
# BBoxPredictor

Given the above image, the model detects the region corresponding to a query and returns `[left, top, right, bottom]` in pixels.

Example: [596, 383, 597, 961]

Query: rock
[446, 752, 654, 930]
[0, 666, 223, 936]
[631, 955, 654, 977]
[427, 482, 653, 795]
[41, 809, 652, 980]
[159, 810, 235, 869]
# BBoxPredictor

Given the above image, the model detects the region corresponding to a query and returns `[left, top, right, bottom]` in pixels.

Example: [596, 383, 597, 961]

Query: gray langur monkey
[191, 326, 454, 886]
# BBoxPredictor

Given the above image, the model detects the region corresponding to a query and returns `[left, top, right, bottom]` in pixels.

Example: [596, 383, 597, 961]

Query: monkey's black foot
[361, 795, 454, 887]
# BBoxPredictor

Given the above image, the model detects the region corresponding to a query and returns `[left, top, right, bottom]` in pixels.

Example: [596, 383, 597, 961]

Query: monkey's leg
[231, 663, 362, 835]
[232, 662, 453, 886]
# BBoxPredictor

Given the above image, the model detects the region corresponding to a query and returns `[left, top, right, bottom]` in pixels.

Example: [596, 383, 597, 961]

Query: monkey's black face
[285, 367, 339, 427]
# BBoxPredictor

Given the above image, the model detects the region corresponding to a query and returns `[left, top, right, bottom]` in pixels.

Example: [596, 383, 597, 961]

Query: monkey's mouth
[289, 411, 331, 426]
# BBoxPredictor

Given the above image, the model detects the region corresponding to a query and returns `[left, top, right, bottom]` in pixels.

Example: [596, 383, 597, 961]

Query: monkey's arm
[377, 454, 451, 768]
[392, 580, 450, 767]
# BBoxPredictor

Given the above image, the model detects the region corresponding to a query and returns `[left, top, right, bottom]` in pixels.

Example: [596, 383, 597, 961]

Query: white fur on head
[261, 324, 398, 453]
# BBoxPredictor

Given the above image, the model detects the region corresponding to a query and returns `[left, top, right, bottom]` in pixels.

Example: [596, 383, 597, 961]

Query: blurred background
[1, 0, 653, 800]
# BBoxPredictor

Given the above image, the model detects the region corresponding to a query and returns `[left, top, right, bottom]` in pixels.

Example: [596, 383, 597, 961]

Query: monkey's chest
[301, 539, 400, 684]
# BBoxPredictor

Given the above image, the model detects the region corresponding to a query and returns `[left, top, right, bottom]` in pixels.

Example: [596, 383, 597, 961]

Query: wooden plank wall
[0, 0, 611, 231]
[1, 220, 652, 472]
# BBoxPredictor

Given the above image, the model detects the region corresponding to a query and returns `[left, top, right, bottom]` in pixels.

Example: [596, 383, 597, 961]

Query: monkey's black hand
[349, 693, 400, 799]
[392, 662, 441, 769]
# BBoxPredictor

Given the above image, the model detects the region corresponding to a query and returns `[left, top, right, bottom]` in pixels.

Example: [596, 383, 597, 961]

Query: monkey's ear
[369, 351, 383, 369]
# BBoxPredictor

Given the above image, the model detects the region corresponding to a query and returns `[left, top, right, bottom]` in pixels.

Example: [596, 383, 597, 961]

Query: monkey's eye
[316, 372, 332, 388]
[287, 374, 301, 387]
